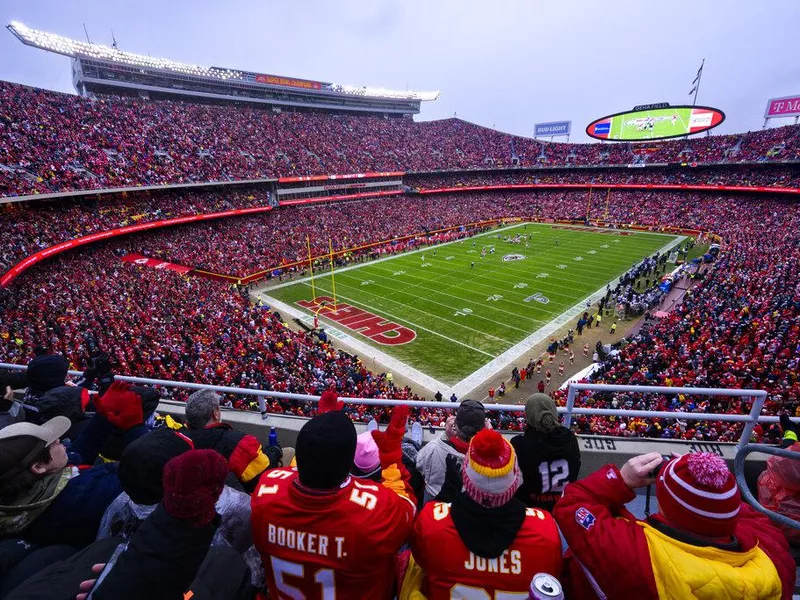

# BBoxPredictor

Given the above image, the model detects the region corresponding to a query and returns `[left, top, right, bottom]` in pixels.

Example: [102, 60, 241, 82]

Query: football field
[262, 223, 682, 390]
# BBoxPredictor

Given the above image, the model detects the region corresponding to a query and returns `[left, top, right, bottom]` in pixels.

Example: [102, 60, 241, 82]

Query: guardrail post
[564, 384, 577, 429]
[737, 394, 766, 451]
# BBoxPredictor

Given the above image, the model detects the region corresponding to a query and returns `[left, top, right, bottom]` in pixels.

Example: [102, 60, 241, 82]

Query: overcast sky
[2, 0, 798, 141]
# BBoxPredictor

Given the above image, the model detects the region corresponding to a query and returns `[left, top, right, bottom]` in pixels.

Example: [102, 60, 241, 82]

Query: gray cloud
[1, 0, 798, 140]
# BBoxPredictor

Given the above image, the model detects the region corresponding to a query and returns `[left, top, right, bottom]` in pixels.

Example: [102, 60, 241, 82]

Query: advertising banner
[764, 95, 800, 119]
[534, 121, 571, 137]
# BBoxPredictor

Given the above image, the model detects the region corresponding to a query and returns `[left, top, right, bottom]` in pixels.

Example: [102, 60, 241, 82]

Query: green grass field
[609, 107, 694, 140]
[265, 224, 680, 385]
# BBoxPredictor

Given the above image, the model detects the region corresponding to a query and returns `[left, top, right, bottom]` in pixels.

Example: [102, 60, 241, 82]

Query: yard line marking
[298, 282, 498, 358]
[262, 222, 527, 292]
[313, 278, 517, 344]
[255, 295, 450, 393]
[449, 234, 686, 397]
[334, 269, 538, 333]
[363, 262, 545, 325]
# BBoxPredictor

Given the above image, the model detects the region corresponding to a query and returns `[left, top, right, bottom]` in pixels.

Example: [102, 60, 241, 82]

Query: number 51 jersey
[252, 468, 415, 600]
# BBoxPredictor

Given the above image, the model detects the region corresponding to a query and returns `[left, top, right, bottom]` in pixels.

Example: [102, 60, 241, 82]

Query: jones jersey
[411, 501, 562, 599]
[251, 468, 415, 600]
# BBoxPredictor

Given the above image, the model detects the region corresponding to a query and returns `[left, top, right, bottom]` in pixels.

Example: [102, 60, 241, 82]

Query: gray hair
[185, 389, 221, 429]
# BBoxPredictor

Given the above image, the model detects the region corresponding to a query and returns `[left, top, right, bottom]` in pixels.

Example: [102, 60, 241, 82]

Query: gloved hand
[96, 380, 144, 431]
[436, 453, 464, 503]
[780, 413, 799, 448]
[318, 390, 344, 413]
[371, 405, 409, 467]
[162, 449, 228, 527]
[264, 444, 284, 468]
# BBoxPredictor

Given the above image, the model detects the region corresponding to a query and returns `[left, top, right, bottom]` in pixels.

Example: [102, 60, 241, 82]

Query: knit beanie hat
[462, 429, 521, 508]
[162, 449, 228, 527]
[351, 431, 381, 478]
[296, 411, 357, 490]
[525, 393, 559, 432]
[26, 354, 69, 393]
[656, 452, 741, 537]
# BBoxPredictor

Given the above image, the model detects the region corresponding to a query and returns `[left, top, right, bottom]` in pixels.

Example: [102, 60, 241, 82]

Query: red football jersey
[251, 468, 415, 600]
[411, 501, 562, 599]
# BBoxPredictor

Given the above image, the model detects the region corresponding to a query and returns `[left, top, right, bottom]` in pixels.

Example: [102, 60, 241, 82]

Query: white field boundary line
[298, 282, 503, 354]
[331, 269, 539, 335]
[254, 295, 449, 394]
[449, 234, 687, 397]
[257, 221, 673, 295]
[259, 222, 526, 293]
[364, 244, 653, 304]
[254, 225, 685, 395]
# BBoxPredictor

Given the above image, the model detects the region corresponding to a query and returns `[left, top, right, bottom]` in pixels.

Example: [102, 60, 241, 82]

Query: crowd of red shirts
[2, 79, 799, 198]
[1, 186, 799, 443]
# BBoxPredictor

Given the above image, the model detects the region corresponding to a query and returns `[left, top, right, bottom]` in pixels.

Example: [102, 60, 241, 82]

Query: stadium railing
[734, 444, 800, 531]
[0, 363, 772, 450]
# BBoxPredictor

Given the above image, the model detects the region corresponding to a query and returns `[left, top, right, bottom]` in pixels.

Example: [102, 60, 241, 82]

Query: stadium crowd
[406, 165, 800, 190]
[0, 375, 795, 598]
[0, 187, 270, 274]
[2, 80, 799, 197]
[2, 188, 799, 445]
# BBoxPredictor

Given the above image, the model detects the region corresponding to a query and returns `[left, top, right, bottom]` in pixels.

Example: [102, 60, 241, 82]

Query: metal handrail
[565, 382, 767, 450]
[734, 444, 800, 531]
[1, 362, 777, 449]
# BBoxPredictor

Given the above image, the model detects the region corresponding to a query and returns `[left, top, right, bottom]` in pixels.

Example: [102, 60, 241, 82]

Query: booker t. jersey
[411, 502, 562, 599]
[251, 468, 415, 600]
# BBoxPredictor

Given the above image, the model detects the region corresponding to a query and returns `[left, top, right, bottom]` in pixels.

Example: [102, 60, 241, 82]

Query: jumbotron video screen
[586, 105, 725, 141]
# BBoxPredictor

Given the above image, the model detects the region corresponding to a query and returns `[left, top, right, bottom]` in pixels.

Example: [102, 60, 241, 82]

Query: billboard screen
[764, 95, 800, 119]
[586, 105, 725, 141]
[535, 121, 571, 137]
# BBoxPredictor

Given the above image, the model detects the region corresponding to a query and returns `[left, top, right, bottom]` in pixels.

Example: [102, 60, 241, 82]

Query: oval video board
[586, 105, 725, 141]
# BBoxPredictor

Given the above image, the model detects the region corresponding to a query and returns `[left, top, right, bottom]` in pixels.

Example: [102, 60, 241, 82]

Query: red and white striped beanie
[656, 452, 741, 537]
[462, 429, 521, 508]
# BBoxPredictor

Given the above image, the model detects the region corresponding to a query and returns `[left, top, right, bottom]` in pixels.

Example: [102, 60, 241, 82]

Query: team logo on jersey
[524, 292, 550, 304]
[503, 254, 526, 262]
[575, 507, 596, 530]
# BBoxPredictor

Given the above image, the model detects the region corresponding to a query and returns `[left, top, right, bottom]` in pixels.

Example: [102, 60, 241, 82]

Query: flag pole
[691, 58, 705, 107]
[328, 239, 337, 307]
[306, 234, 316, 301]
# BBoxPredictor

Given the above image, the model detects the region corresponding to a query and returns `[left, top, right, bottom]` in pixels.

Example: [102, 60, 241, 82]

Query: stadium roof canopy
[7, 21, 439, 116]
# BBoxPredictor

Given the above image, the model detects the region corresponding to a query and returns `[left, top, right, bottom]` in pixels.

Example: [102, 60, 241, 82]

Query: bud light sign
[534, 121, 571, 138]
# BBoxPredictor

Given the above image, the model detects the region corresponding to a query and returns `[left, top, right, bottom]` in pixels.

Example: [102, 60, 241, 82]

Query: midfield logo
[502, 254, 526, 262]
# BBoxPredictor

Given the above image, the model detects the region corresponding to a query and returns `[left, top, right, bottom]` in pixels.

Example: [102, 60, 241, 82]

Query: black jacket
[511, 426, 581, 512]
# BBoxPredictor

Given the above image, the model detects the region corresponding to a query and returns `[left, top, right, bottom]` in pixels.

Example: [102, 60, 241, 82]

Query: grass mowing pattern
[267, 224, 678, 384]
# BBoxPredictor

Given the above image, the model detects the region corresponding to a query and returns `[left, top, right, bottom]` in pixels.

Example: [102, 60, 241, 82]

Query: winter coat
[416, 435, 465, 501]
[553, 464, 796, 599]
[511, 426, 581, 512]
[18, 463, 122, 549]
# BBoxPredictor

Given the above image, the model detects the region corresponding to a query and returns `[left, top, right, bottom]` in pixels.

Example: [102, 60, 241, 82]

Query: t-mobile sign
[765, 95, 800, 118]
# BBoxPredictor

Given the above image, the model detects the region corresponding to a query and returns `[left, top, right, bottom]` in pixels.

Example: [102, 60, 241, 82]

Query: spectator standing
[416, 400, 486, 503]
[251, 400, 416, 600]
[406, 429, 562, 599]
[554, 452, 796, 599]
[184, 388, 286, 493]
[512, 394, 581, 512]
